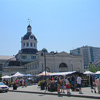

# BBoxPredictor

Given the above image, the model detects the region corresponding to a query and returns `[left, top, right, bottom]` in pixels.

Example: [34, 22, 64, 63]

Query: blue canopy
[25, 74, 33, 77]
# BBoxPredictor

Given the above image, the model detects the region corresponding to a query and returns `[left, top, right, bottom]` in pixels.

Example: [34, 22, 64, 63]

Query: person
[93, 77, 98, 93]
[5, 80, 9, 86]
[77, 74, 82, 94]
[96, 77, 100, 93]
[25, 78, 28, 87]
[52, 77, 54, 80]
[90, 75, 93, 88]
[13, 81, 17, 90]
[57, 78, 60, 94]
[22, 78, 25, 88]
[3, 79, 6, 84]
[65, 77, 71, 95]
[16, 79, 19, 87]
[61, 78, 65, 93]
[71, 74, 76, 91]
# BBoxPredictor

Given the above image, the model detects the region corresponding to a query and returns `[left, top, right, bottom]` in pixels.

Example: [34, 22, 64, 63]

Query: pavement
[9, 84, 100, 99]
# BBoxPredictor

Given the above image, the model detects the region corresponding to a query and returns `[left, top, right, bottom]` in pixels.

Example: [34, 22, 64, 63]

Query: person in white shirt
[77, 75, 82, 94]
[65, 77, 71, 95]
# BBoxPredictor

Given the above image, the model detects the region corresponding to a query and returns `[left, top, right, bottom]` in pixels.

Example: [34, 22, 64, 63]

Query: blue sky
[0, 0, 100, 56]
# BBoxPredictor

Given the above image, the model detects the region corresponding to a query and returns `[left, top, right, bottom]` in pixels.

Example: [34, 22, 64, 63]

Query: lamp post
[42, 48, 47, 92]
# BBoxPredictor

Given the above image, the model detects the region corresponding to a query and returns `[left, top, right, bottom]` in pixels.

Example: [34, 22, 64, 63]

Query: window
[22, 56, 27, 59]
[31, 56, 36, 59]
[30, 43, 33, 47]
[23, 43, 25, 47]
[34, 43, 35, 47]
[27, 43, 29, 47]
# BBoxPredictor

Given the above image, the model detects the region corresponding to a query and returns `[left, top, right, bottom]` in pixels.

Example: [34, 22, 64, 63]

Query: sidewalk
[9, 85, 100, 99]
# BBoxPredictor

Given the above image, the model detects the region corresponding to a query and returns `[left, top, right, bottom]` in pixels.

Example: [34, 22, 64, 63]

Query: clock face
[30, 36, 33, 39]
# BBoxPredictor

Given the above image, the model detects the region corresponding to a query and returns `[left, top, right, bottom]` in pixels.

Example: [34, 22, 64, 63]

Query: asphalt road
[0, 91, 98, 100]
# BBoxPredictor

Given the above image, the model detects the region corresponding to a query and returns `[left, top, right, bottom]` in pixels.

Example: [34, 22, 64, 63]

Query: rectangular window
[23, 43, 25, 47]
[27, 43, 29, 47]
[34, 43, 35, 47]
[31, 56, 36, 59]
[30, 43, 33, 47]
[22, 56, 27, 59]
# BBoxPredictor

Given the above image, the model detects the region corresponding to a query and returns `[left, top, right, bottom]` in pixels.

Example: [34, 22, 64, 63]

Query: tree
[88, 64, 97, 72]
[88, 64, 100, 72]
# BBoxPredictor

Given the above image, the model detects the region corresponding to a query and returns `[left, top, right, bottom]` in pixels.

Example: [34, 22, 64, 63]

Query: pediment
[55, 51, 73, 57]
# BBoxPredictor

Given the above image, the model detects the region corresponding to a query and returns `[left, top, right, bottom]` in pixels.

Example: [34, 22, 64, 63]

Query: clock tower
[16, 24, 38, 63]
[21, 24, 37, 53]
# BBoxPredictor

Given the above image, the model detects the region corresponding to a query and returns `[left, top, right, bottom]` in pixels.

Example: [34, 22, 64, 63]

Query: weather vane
[27, 18, 32, 25]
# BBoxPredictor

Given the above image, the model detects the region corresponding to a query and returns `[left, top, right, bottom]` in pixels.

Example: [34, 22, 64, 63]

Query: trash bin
[40, 82, 45, 90]
[13, 83, 17, 90]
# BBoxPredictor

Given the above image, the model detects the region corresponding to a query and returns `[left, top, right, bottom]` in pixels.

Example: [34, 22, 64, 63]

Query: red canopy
[38, 71, 53, 76]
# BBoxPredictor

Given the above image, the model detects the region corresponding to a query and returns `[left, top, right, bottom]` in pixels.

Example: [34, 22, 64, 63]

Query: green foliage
[97, 66, 100, 71]
[88, 64, 100, 72]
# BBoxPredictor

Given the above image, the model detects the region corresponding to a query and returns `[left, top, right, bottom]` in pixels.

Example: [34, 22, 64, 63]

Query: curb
[9, 90, 100, 99]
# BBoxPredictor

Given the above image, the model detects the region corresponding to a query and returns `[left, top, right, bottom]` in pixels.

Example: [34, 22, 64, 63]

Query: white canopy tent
[84, 71, 94, 75]
[95, 71, 100, 74]
[1, 75, 12, 79]
[12, 72, 25, 77]
[84, 71, 94, 86]
[50, 71, 76, 76]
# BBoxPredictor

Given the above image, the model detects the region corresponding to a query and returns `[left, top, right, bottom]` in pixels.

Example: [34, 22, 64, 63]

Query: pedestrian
[61, 78, 65, 93]
[71, 74, 76, 91]
[13, 81, 17, 90]
[96, 77, 100, 93]
[57, 78, 60, 94]
[25, 78, 28, 87]
[93, 77, 97, 93]
[90, 75, 93, 88]
[77, 74, 83, 94]
[16, 79, 19, 87]
[22, 79, 25, 88]
[65, 77, 71, 95]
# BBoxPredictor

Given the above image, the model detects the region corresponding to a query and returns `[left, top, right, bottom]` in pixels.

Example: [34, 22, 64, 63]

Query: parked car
[0, 82, 9, 92]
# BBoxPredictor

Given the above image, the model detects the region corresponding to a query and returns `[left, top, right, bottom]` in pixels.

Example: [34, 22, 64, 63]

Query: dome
[22, 24, 37, 40]
[23, 33, 37, 40]
[42, 48, 48, 53]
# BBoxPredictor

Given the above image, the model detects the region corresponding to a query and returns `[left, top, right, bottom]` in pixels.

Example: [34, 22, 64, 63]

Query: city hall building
[2, 24, 84, 76]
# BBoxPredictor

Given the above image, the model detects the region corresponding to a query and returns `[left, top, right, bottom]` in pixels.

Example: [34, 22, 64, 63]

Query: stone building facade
[2, 24, 84, 76]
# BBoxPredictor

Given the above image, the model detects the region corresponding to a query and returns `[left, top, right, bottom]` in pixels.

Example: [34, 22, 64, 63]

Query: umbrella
[12, 72, 24, 77]
[95, 71, 100, 74]
[1, 75, 11, 79]
[84, 71, 94, 75]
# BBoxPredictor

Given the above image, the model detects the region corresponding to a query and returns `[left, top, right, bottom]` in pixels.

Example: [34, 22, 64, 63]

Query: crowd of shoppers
[3, 78, 29, 90]
[90, 75, 100, 93]
[46, 74, 83, 95]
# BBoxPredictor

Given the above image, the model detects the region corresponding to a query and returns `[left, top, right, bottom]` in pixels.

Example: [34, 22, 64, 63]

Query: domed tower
[21, 24, 37, 54]
[16, 24, 38, 64]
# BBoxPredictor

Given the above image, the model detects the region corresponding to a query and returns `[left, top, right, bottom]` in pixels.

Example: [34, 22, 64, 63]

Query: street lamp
[42, 48, 47, 92]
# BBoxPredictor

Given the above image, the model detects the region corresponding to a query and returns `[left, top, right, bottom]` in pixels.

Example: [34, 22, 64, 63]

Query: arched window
[59, 63, 67, 72]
